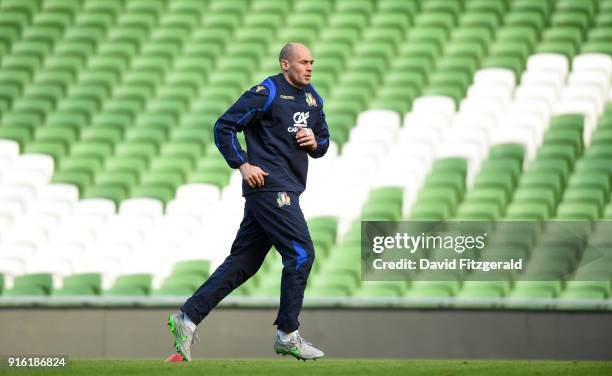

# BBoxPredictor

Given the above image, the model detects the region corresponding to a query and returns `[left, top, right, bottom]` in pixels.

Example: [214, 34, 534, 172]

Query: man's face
[282, 45, 313, 88]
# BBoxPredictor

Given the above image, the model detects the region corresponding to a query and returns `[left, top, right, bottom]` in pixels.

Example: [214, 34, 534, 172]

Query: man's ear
[280, 59, 289, 71]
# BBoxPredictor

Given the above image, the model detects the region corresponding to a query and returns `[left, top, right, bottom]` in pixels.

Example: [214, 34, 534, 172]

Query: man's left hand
[296, 127, 317, 152]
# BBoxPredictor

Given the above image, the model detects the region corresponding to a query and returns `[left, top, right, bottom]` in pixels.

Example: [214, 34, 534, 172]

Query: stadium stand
[0, 0, 611, 311]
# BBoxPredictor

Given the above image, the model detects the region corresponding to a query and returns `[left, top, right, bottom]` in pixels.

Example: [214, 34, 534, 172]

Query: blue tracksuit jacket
[213, 73, 330, 195]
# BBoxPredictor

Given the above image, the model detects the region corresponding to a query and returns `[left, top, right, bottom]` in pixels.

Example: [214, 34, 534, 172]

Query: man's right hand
[239, 162, 269, 188]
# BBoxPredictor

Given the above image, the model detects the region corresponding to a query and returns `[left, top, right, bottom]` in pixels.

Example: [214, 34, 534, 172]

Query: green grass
[1, 359, 611, 376]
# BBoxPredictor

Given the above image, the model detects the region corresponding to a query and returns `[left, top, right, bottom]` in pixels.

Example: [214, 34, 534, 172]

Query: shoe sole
[167, 314, 190, 362]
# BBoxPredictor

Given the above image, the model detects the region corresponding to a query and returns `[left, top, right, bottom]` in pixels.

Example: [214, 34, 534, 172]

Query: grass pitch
[1, 359, 611, 376]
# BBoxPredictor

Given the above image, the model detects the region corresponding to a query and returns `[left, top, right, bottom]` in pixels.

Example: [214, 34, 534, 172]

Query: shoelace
[292, 333, 312, 347]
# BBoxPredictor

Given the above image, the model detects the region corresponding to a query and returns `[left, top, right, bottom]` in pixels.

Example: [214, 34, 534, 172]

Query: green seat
[408, 202, 451, 220]
[550, 13, 589, 39]
[536, 41, 577, 59]
[519, 172, 563, 203]
[463, 188, 508, 211]
[567, 173, 610, 196]
[10, 273, 53, 296]
[82, 186, 127, 205]
[528, 159, 571, 186]
[455, 202, 501, 220]
[511, 188, 557, 216]
[459, 12, 501, 34]
[556, 202, 599, 221]
[472, 173, 515, 202]
[377, 0, 418, 15]
[3, 285, 48, 296]
[504, 202, 551, 220]
[481, 56, 524, 78]
[479, 159, 522, 186]
[130, 186, 175, 204]
[24, 141, 68, 164]
[423, 172, 466, 199]
[57, 273, 102, 295]
[58, 157, 103, 179]
[107, 274, 152, 295]
[416, 187, 460, 213]
[52, 171, 92, 194]
[505, 12, 545, 34]
[496, 27, 538, 52]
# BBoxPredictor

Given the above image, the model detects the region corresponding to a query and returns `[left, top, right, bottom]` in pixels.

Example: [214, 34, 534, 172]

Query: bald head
[279, 43, 313, 88]
[279, 43, 309, 62]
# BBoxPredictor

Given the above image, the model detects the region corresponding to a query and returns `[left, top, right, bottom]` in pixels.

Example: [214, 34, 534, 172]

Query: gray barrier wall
[0, 308, 610, 360]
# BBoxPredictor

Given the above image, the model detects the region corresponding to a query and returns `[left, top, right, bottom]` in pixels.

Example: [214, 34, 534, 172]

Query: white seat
[458, 98, 506, 124]
[520, 71, 564, 93]
[38, 243, 86, 259]
[560, 86, 605, 116]
[412, 96, 456, 117]
[119, 197, 163, 217]
[155, 215, 202, 237]
[0, 183, 35, 203]
[507, 100, 551, 129]
[52, 217, 98, 245]
[27, 256, 73, 284]
[2, 170, 48, 190]
[514, 85, 559, 108]
[356, 109, 401, 134]
[27, 199, 73, 219]
[165, 200, 210, 222]
[572, 53, 612, 76]
[348, 126, 396, 145]
[37, 184, 79, 204]
[568, 71, 610, 97]
[403, 111, 451, 130]
[451, 112, 498, 137]
[95, 223, 144, 246]
[340, 142, 386, 166]
[0, 214, 12, 231]
[502, 114, 547, 146]
[71, 255, 123, 286]
[0, 139, 19, 159]
[13, 214, 60, 234]
[372, 166, 422, 191]
[175, 183, 221, 205]
[0, 244, 37, 259]
[13, 154, 54, 180]
[0, 256, 26, 278]
[473, 68, 516, 91]
[527, 53, 569, 78]
[2, 220, 48, 246]
[399, 123, 442, 144]
[466, 84, 513, 108]
[0, 156, 10, 182]
[74, 198, 116, 217]
[0, 199, 25, 219]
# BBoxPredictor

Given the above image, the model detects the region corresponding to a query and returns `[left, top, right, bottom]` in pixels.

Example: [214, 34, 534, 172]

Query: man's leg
[247, 192, 315, 333]
[181, 201, 273, 325]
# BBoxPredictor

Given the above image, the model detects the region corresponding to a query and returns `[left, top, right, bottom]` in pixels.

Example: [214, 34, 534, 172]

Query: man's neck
[282, 72, 305, 89]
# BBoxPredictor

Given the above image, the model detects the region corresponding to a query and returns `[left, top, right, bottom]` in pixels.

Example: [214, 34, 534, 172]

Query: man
[167, 43, 330, 362]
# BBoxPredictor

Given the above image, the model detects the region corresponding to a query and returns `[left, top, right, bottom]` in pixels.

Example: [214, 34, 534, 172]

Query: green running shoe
[274, 331, 324, 361]
[167, 313, 200, 362]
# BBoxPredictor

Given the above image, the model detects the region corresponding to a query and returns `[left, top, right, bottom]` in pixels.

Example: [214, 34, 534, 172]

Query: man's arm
[213, 81, 274, 187]
[305, 106, 330, 159]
